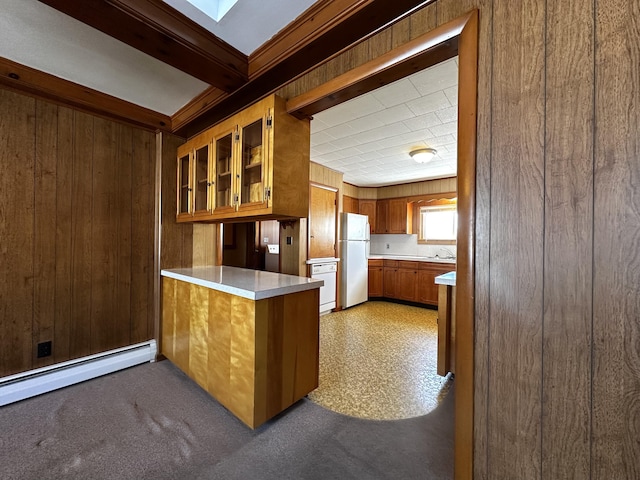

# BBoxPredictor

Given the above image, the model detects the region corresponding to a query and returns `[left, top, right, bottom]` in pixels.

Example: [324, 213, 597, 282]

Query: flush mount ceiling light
[409, 148, 437, 163]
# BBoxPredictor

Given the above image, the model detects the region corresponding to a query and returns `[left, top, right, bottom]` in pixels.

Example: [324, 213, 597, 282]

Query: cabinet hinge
[234, 127, 239, 142]
[264, 186, 272, 201]
[266, 115, 273, 129]
[233, 193, 239, 206]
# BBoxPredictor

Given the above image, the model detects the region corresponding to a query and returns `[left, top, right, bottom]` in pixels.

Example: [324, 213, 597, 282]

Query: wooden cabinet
[368, 259, 383, 297]
[373, 198, 408, 233]
[382, 260, 398, 297]
[388, 198, 408, 233]
[176, 131, 215, 220]
[176, 94, 310, 223]
[343, 195, 359, 214]
[418, 262, 455, 305]
[369, 259, 455, 306]
[397, 261, 420, 302]
[358, 199, 376, 233]
[376, 200, 389, 233]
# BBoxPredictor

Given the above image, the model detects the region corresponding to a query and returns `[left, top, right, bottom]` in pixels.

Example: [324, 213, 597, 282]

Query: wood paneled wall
[278, 0, 640, 478]
[0, 89, 156, 377]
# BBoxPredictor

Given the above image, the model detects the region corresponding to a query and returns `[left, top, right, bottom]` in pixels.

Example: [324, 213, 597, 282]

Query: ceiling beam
[174, 0, 435, 137]
[38, 0, 248, 93]
[0, 56, 172, 132]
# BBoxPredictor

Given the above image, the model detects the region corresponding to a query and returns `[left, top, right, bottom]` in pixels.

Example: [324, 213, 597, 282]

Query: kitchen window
[417, 199, 457, 245]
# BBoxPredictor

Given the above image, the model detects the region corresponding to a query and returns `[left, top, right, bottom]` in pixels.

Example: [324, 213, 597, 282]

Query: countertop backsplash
[370, 234, 456, 259]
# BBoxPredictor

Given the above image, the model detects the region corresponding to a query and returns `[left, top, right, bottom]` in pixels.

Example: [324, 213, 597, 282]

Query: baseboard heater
[0, 340, 157, 407]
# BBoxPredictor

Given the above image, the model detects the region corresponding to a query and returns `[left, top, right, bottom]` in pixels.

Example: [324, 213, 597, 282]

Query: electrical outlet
[37, 341, 52, 358]
[286, 236, 293, 245]
[386, 243, 390, 249]
[263, 237, 269, 243]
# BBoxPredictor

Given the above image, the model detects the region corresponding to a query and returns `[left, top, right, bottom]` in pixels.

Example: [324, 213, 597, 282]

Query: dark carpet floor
[0, 361, 454, 479]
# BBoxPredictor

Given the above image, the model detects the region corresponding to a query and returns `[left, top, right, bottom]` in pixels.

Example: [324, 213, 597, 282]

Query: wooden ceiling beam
[174, 0, 435, 138]
[38, 0, 248, 93]
[0, 56, 172, 132]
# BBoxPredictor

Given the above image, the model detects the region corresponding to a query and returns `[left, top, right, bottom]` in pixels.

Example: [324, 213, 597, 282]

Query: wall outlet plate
[37, 341, 52, 358]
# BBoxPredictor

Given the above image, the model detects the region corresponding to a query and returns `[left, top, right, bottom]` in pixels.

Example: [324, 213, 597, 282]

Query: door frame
[287, 10, 478, 479]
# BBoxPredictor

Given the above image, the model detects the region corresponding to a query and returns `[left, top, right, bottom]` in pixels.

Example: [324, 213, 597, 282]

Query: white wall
[370, 234, 456, 259]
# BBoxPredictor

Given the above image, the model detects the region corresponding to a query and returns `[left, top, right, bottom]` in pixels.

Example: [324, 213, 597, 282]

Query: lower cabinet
[396, 262, 420, 302]
[382, 260, 398, 297]
[368, 259, 384, 297]
[368, 259, 455, 306]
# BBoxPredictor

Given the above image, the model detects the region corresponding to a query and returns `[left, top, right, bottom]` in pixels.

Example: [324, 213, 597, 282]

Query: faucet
[434, 247, 456, 259]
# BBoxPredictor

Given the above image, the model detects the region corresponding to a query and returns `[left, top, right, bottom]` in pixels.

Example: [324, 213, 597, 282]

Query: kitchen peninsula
[161, 266, 323, 428]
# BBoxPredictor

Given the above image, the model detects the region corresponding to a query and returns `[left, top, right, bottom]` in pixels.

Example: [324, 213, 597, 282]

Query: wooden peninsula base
[161, 267, 322, 429]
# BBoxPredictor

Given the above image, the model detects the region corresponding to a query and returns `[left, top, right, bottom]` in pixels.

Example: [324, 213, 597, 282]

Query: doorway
[286, 10, 478, 478]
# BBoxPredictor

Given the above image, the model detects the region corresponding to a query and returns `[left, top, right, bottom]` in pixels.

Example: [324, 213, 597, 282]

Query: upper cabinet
[176, 94, 310, 223]
[358, 200, 376, 233]
[369, 198, 408, 234]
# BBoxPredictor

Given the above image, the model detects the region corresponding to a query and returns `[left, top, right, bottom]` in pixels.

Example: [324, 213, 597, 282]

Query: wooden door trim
[288, 10, 479, 480]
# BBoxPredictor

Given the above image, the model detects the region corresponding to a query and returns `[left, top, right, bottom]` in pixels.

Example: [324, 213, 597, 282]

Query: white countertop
[368, 255, 456, 264]
[434, 271, 456, 286]
[161, 266, 323, 300]
[305, 257, 340, 265]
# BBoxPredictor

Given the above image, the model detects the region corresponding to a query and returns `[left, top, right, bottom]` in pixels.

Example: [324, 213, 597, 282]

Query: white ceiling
[163, 0, 318, 55]
[0, 0, 317, 115]
[310, 57, 459, 187]
[1, 0, 458, 187]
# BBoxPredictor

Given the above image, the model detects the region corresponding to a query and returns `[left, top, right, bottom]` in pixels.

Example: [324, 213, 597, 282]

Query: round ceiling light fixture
[409, 147, 437, 163]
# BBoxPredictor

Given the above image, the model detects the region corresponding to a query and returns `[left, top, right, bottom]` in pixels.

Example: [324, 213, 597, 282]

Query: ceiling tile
[310, 57, 458, 187]
[409, 57, 458, 96]
[402, 112, 442, 132]
[371, 78, 421, 108]
[435, 106, 458, 124]
[406, 91, 451, 116]
[429, 121, 458, 137]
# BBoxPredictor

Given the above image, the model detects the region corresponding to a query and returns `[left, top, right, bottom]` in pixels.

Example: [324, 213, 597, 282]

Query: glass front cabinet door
[213, 126, 236, 215]
[175, 94, 309, 223]
[176, 144, 192, 221]
[192, 140, 212, 218]
[238, 113, 269, 211]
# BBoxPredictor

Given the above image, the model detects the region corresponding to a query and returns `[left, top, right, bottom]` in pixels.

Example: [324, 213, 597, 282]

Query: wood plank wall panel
[91, 118, 119, 353]
[543, 1, 594, 478]
[593, 2, 640, 478]
[0, 90, 35, 376]
[488, 1, 545, 478]
[159, 132, 194, 270]
[0, 89, 156, 377]
[273, 0, 640, 477]
[33, 100, 58, 369]
[116, 124, 133, 349]
[70, 111, 94, 359]
[131, 129, 156, 343]
[53, 107, 73, 364]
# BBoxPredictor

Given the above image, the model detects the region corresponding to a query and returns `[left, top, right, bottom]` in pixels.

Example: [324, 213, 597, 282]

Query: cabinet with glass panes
[175, 131, 214, 221]
[176, 94, 310, 223]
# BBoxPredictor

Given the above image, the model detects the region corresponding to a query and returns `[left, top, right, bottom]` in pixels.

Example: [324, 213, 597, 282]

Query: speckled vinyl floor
[307, 300, 453, 420]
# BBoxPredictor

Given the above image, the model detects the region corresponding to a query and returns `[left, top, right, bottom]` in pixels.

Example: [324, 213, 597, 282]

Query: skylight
[185, 0, 238, 22]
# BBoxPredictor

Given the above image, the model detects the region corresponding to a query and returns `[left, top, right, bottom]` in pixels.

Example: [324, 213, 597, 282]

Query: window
[418, 199, 457, 244]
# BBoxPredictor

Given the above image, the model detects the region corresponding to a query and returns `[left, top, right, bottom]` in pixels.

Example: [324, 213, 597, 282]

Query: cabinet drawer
[398, 261, 420, 270]
[383, 260, 399, 268]
[419, 262, 456, 271]
[368, 259, 383, 267]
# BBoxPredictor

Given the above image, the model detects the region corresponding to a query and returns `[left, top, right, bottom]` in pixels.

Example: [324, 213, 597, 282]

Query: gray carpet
[0, 361, 454, 479]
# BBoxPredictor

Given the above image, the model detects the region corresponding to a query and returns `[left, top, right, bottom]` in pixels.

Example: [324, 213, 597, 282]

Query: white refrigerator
[340, 213, 370, 308]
